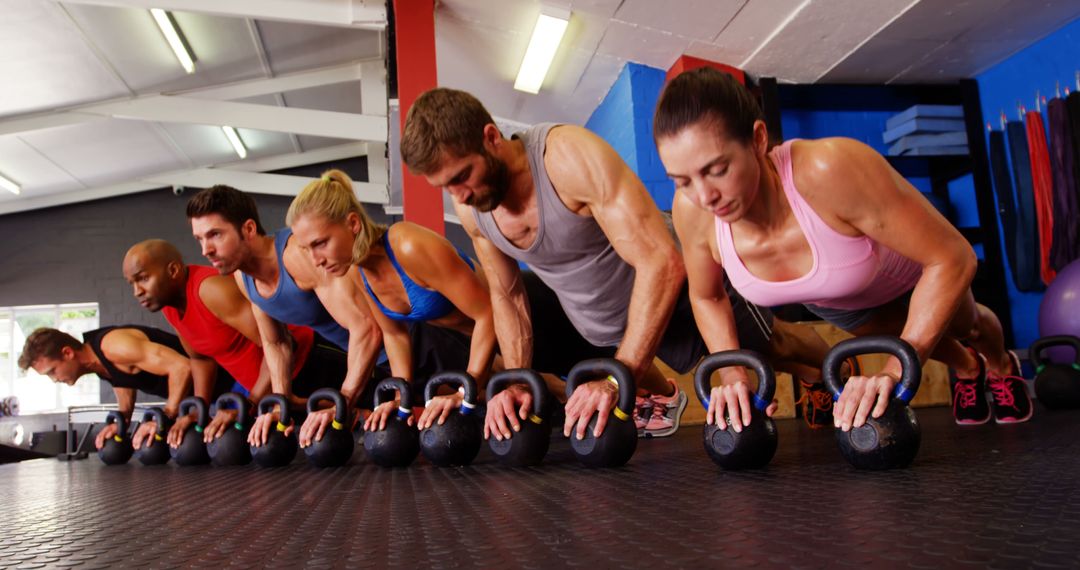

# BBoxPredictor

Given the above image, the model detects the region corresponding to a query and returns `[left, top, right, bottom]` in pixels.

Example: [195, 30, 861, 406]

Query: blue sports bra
[360, 230, 476, 323]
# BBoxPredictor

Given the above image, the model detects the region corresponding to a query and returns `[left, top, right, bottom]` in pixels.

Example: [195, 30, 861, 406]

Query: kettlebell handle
[424, 371, 478, 415]
[1030, 335, 1080, 371]
[822, 336, 921, 403]
[306, 388, 350, 428]
[487, 369, 548, 420]
[257, 394, 293, 429]
[105, 410, 129, 440]
[141, 407, 171, 435]
[565, 359, 636, 420]
[178, 397, 210, 429]
[693, 350, 776, 411]
[214, 392, 250, 427]
[374, 378, 413, 420]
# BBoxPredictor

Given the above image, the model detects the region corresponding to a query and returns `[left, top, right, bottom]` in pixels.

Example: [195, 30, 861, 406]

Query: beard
[466, 151, 511, 213]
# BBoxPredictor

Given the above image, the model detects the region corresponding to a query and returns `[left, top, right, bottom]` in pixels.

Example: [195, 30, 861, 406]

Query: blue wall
[974, 15, 1080, 349]
[585, 63, 676, 210]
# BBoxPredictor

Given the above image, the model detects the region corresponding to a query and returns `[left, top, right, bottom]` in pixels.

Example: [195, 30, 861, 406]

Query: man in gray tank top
[402, 88, 813, 440]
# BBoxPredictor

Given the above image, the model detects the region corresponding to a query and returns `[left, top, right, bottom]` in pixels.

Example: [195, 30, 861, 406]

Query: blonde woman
[287, 170, 496, 431]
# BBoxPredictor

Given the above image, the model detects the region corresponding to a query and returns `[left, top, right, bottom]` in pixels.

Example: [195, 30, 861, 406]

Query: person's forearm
[341, 328, 382, 406]
[615, 257, 685, 379]
[164, 363, 192, 417]
[491, 279, 533, 369]
[116, 389, 137, 422]
[190, 358, 217, 406]
[384, 330, 414, 382]
[263, 339, 294, 396]
[900, 254, 977, 365]
[466, 311, 497, 382]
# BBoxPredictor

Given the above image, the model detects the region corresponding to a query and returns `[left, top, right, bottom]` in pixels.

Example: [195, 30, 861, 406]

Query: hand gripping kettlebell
[823, 335, 922, 470]
[304, 388, 355, 468]
[565, 359, 637, 468]
[134, 407, 171, 466]
[486, 369, 550, 467]
[206, 392, 253, 466]
[693, 350, 778, 470]
[363, 378, 420, 468]
[250, 394, 299, 467]
[420, 371, 482, 467]
[98, 411, 134, 465]
[1030, 335, 1080, 410]
[171, 397, 211, 466]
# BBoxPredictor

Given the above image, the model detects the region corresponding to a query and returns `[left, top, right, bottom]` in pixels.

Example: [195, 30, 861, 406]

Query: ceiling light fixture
[0, 172, 21, 195]
[514, 7, 571, 94]
[150, 8, 196, 74]
[222, 126, 247, 159]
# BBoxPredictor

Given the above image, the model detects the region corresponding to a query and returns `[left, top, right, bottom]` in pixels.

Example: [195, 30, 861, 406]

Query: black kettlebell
[565, 359, 638, 468]
[363, 378, 420, 468]
[693, 350, 778, 470]
[171, 397, 211, 466]
[1030, 335, 1080, 410]
[134, 407, 171, 466]
[487, 369, 551, 467]
[823, 335, 922, 470]
[250, 394, 299, 468]
[419, 371, 482, 467]
[98, 411, 134, 465]
[206, 392, 253, 466]
[304, 388, 355, 468]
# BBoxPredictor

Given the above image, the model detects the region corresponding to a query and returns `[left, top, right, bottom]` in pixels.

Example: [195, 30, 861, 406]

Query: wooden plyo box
[662, 322, 952, 428]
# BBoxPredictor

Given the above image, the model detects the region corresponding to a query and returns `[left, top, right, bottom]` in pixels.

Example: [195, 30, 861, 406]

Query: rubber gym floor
[1, 406, 1078, 569]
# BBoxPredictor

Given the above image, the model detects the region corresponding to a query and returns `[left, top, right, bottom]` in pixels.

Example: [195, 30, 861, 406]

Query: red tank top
[163, 265, 314, 390]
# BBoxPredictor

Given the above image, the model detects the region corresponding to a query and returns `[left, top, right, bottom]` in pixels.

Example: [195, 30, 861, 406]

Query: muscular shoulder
[198, 274, 246, 314]
[543, 124, 626, 204]
[389, 222, 453, 269]
[281, 238, 321, 289]
[790, 137, 885, 198]
[99, 328, 151, 365]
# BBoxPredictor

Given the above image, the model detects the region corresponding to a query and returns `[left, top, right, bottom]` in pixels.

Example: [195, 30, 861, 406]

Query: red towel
[1026, 110, 1057, 284]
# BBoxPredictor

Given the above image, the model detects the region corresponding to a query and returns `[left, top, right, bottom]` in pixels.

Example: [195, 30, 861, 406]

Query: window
[3, 303, 101, 414]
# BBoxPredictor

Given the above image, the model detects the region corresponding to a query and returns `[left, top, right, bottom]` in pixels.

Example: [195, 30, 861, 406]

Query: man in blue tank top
[402, 88, 835, 441]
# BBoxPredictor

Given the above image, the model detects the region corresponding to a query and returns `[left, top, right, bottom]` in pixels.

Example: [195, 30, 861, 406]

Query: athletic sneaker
[634, 396, 653, 433]
[795, 379, 834, 429]
[988, 374, 1033, 424]
[642, 378, 688, 438]
[952, 349, 991, 425]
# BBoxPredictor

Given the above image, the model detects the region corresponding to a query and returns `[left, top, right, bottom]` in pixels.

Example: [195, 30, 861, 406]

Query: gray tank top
[473, 123, 635, 346]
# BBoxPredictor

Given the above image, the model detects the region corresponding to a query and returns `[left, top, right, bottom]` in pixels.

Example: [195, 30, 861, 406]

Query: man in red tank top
[121, 239, 346, 447]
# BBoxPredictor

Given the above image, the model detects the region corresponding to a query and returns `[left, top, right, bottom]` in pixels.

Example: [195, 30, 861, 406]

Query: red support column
[394, 0, 445, 235]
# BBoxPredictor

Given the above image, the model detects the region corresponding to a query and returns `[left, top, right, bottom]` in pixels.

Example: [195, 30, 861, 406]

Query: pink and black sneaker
[988, 351, 1033, 424]
[952, 349, 991, 425]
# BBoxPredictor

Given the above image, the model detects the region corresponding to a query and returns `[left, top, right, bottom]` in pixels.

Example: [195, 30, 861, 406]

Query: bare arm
[546, 125, 686, 379]
[100, 329, 192, 418]
[359, 276, 414, 381]
[454, 200, 534, 370]
[228, 272, 295, 399]
[177, 333, 218, 405]
[314, 270, 384, 406]
[113, 387, 137, 421]
[392, 222, 497, 382]
[799, 138, 977, 370]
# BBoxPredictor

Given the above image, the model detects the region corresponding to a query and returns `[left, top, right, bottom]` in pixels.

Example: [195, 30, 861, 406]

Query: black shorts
[803, 288, 914, 332]
[527, 272, 773, 376]
[355, 322, 472, 410]
[290, 334, 350, 399]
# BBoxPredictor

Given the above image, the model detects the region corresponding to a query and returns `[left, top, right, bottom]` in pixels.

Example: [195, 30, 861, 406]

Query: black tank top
[82, 325, 232, 400]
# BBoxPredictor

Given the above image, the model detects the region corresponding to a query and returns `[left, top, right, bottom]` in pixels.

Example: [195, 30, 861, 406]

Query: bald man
[122, 239, 347, 446]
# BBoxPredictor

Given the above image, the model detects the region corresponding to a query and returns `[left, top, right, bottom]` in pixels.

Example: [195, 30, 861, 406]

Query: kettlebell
[206, 392, 253, 466]
[1030, 335, 1080, 410]
[98, 411, 134, 465]
[304, 388, 355, 468]
[250, 394, 299, 468]
[171, 397, 211, 466]
[363, 378, 420, 468]
[565, 359, 638, 468]
[823, 335, 922, 470]
[134, 407, 171, 466]
[693, 350, 778, 470]
[419, 371, 482, 467]
[487, 369, 551, 467]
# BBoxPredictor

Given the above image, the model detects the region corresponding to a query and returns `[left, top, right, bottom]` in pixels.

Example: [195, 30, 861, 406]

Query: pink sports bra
[716, 140, 922, 311]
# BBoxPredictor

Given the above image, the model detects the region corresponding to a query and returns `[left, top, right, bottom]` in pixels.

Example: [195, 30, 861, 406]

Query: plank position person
[400, 88, 823, 440]
[183, 185, 384, 448]
[17, 325, 231, 450]
[653, 67, 1031, 430]
[121, 239, 347, 448]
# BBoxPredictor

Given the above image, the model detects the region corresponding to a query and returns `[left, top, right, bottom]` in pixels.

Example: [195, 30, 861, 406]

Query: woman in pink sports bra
[653, 67, 1030, 432]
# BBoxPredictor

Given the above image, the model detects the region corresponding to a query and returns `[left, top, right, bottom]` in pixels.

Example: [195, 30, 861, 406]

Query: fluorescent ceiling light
[222, 126, 247, 159]
[151, 9, 196, 74]
[514, 8, 570, 94]
[0, 172, 20, 195]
